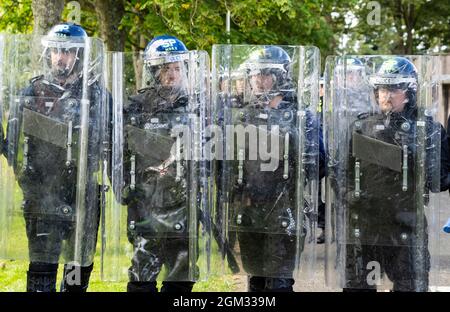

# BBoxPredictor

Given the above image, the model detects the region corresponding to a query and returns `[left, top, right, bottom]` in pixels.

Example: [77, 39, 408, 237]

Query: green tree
[0, 0, 347, 57]
[120, 0, 337, 55]
[31, 0, 65, 34]
[339, 0, 450, 54]
[0, 0, 33, 34]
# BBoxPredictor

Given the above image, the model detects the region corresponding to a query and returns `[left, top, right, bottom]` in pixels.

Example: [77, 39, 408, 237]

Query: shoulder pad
[282, 91, 296, 102]
[175, 95, 188, 105]
[277, 100, 293, 109]
[126, 93, 146, 112]
[357, 112, 370, 120]
[138, 87, 152, 94]
[30, 75, 44, 84]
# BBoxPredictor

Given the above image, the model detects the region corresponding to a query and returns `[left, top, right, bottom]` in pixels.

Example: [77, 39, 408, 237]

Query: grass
[0, 162, 237, 292]
[0, 154, 241, 292]
[0, 258, 239, 292]
[0, 205, 239, 292]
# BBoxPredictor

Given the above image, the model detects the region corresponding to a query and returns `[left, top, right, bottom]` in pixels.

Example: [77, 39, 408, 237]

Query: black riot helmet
[369, 56, 418, 112]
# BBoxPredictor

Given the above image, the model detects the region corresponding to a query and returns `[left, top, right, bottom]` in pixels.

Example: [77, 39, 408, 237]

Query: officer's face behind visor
[50, 47, 78, 78]
[377, 85, 408, 113]
[249, 69, 275, 94]
[159, 61, 183, 88]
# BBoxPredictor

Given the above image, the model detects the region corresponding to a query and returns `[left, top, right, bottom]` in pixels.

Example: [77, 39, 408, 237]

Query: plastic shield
[0, 34, 106, 267]
[102, 50, 211, 282]
[324, 55, 442, 291]
[210, 45, 320, 281]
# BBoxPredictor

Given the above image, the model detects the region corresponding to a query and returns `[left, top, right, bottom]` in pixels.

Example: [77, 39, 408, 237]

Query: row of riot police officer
[0, 23, 449, 292]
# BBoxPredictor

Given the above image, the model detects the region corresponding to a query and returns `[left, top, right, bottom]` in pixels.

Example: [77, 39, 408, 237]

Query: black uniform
[6, 74, 104, 292]
[123, 86, 198, 292]
[317, 95, 326, 236]
[342, 107, 450, 291]
[224, 91, 318, 291]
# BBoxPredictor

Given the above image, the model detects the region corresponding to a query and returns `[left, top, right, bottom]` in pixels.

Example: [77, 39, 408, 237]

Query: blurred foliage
[0, 0, 448, 56]
[1, 0, 340, 58]
[337, 0, 450, 54]
[0, 0, 33, 34]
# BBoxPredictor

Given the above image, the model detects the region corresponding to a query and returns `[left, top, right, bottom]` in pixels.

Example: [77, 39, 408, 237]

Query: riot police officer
[216, 45, 321, 292]
[4, 23, 106, 292]
[338, 56, 450, 291]
[123, 35, 199, 292]
[317, 77, 326, 244]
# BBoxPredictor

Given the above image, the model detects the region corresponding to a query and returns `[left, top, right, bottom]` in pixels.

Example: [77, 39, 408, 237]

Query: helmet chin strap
[248, 90, 282, 109]
[383, 110, 393, 127]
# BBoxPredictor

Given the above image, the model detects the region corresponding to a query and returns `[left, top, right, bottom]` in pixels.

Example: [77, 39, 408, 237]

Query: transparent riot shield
[0, 34, 106, 267]
[102, 50, 211, 282]
[210, 44, 320, 282]
[324, 55, 442, 291]
[0, 34, 6, 257]
[432, 212, 450, 291]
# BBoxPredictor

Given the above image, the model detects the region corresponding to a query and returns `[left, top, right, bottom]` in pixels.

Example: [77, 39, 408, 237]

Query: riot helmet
[41, 23, 87, 82]
[243, 46, 292, 96]
[369, 56, 418, 114]
[335, 56, 366, 89]
[143, 35, 189, 91]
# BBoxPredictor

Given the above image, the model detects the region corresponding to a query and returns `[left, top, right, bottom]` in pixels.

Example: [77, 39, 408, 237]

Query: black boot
[127, 281, 158, 292]
[248, 276, 266, 292]
[61, 263, 94, 292]
[343, 287, 377, 292]
[264, 278, 295, 292]
[161, 281, 195, 292]
[27, 262, 58, 292]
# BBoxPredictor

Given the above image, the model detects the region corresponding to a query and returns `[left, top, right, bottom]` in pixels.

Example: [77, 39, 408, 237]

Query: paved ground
[232, 192, 450, 292]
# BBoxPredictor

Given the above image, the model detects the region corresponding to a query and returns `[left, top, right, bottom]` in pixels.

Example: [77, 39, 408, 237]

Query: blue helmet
[243, 46, 292, 90]
[41, 23, 88, 79]
[142, 35, 189, 88]
[337, 56, 364, 68]
[335, 56, 366, 77]
[143, 35, 188, 66]
[42, 23, 87, 48]
[370, 56, 418, 105]
[370, 56, 418, 88]
[334, 56, 367, 91]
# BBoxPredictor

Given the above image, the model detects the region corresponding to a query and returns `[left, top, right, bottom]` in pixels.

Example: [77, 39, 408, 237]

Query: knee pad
[29, 262, 58, 273]
[127, 281, 158, 292]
